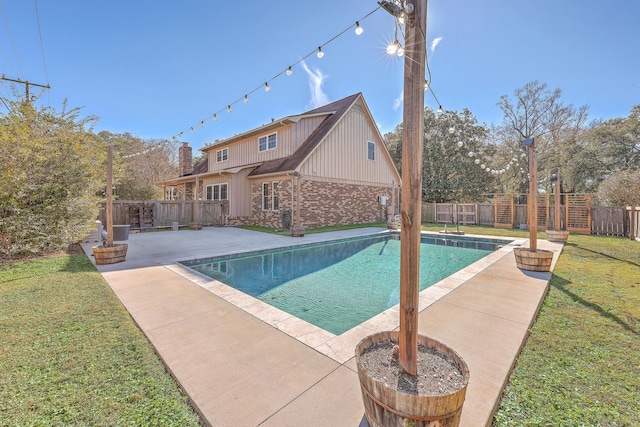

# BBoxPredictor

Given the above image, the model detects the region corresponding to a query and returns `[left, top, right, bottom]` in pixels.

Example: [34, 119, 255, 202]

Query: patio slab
[81, 227, 561, 426]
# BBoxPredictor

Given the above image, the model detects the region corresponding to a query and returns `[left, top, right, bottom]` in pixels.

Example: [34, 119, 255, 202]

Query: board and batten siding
[206, 125, 294, 172]
[299, 107, 398, 186]
[201, 168, 253, 217]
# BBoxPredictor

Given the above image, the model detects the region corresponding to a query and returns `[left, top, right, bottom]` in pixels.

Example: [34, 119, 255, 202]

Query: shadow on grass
[550, 273, 639, 337]
[564, 242, 640, 269]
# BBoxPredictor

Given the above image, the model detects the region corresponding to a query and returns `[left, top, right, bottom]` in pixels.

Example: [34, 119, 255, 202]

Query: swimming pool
[181, 233, 511, 335]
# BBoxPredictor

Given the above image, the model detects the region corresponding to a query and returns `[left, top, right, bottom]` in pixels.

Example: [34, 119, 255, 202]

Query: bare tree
[497, 81, 589, 193]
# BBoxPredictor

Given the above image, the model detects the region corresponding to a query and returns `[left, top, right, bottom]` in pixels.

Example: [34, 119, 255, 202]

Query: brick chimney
[178, 142, 193, 176]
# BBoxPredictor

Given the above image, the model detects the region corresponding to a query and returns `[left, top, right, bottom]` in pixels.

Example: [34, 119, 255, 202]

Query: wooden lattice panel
[566, 194, 591, 234]
[494, 194, 514, 228]
[537, 195, 549, 228]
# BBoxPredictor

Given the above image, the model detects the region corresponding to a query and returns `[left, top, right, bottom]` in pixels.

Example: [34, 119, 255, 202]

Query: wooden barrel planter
[92, 243, 128, 265]
[355, 331, 469, 427]
[513, 247, 553, 272]
[291, 226, 305, 237]
[545, 229, 569, 243]
[387, 221, 400, 230]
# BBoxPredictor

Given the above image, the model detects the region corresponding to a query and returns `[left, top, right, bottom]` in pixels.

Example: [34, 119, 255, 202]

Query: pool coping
[82, 226, 561, 426]
[167, 231, 525, 364]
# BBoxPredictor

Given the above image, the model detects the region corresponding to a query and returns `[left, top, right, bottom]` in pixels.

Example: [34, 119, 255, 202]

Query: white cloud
[392, 91, 404, 111]
[430, 37, 443, 52]
[301, 60, 329, 108]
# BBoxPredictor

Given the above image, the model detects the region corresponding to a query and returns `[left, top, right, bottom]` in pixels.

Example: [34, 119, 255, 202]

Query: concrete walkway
[82, 227, 562, 426]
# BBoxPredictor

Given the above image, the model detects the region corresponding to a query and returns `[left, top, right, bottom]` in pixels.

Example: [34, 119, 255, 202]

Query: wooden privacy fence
[421, 196, 637, 238]
[99, 200, 228, 229]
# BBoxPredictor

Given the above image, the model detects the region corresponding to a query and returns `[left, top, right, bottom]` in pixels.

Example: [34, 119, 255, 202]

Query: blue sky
[1, 0, 638, 151]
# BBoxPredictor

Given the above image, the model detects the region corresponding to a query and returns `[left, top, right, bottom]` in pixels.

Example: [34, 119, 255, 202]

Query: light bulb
[286, 66, 292, 76]
[475, 159, 480, 164]
[213, 114, 217, 121]
[200, 121, 204, 128]
[448, 127, 455, 134]
[265, 82, 270, 92]
[317, 46, 324, 58]
[396, 45, 404, 57]
[355, 22, 363, 35]
[244, 95, 249, 104]
[227, 105, 232, 113]
[190, 127, 195, 133]
[386, 41, 399, 55]
[424, 80, 430, 90]
[437, 106, 444, 115]
[481, 164, 486, 169]
[457, 141, 463, 147]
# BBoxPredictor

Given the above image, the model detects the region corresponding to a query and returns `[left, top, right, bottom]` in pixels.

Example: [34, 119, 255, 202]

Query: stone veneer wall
[241, 179, 392, 229]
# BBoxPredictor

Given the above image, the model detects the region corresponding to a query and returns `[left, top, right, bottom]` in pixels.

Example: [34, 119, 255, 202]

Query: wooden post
[528, 144, 538, 252]
[106, 146, 114, 247]
[554, 170, 561, 231]
[399, 0, 428, 376]
[193, 176, 200, 226]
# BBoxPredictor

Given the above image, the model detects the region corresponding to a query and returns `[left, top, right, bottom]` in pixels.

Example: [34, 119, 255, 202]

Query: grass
[240, 221, 388, 235]
[2, 224, 638, 425]
[0, 255, 201, 426]
[493, 233, 640, 426]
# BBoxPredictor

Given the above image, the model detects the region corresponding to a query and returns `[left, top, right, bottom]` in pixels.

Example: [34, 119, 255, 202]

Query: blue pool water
[181, 233, 510, 335]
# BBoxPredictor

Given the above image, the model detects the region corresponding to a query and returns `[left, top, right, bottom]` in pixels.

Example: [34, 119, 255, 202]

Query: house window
[262, 181, 279, 211]
[272, 182, 279, 211]
[262, 183, 270, 210]
[216, 148, 228, 162]
[367, 141, 375, 160]
[206, 183, 228, 200]
[259, 132, 277, 152]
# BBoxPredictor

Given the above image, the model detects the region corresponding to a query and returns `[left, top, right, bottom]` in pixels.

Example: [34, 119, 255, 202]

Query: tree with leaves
[0, 101, 105, 256]
[563, 105, 640, 193]
[96, 131, 179, 200]
[384, 107, 495, 202]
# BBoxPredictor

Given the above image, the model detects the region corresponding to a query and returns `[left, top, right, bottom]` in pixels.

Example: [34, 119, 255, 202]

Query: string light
[169, 6, 382, 141]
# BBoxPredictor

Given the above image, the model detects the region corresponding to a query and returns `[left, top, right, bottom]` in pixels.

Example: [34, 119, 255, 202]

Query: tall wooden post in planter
[355, 2, 469, 426]
[514, 139, 553, 271]
[546, 168, 569, 242]
[92, 146, 128, 265]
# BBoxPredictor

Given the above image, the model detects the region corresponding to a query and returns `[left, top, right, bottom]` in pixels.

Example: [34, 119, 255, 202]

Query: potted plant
[355, 2, 469, 425]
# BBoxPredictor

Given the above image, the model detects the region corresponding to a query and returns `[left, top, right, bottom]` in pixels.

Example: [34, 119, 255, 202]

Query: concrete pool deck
[82, 226, 562, 426]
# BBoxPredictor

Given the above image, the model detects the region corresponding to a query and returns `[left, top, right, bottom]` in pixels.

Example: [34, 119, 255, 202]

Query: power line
[0, 0, 24, 78]
[33, 0, 49, 85]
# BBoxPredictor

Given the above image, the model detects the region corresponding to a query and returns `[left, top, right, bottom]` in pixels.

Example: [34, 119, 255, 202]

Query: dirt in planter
[359, 341, 465, 395]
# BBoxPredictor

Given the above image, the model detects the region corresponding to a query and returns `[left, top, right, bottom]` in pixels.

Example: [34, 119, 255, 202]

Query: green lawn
[1, 225, 638, 425]
[493, 233, 640, 426]
[0, 255, 201, 426]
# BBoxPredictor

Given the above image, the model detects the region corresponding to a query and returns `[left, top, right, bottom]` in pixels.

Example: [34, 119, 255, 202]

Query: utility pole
[398, 0, 427, 376]
[1, 74, 50, 101]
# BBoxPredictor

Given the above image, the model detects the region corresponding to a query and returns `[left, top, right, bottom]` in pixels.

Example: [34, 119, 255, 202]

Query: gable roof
[248, 93, 361, 177]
